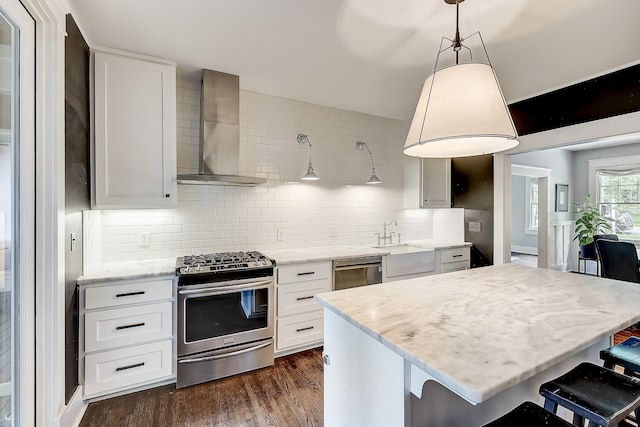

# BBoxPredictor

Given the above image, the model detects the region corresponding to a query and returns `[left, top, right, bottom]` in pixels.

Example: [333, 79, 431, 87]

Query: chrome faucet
[381, 220, 397, 245]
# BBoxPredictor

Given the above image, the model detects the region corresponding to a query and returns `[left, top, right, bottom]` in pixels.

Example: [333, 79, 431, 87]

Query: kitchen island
[316, 264, 640, 427]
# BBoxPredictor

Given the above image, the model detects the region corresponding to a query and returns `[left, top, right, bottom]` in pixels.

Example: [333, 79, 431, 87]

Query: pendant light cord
[454, 0, 461, 64]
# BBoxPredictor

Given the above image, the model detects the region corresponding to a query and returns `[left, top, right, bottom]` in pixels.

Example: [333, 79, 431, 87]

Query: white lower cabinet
[275, 261, 331, 355]
[277, 311, 324, 350]
[84, 340, 173, 398]
[435, 246, 471, 273]
[80, 276, 176, 400]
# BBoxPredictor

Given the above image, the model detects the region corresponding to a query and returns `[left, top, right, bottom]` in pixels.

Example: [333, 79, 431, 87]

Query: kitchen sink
[372, 244, 435, 278]
[372, 243, 422, 254]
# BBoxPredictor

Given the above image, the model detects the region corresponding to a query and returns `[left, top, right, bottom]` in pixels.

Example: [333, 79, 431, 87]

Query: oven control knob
[195, 265, 203, 272]
[184, 266, 191, 273]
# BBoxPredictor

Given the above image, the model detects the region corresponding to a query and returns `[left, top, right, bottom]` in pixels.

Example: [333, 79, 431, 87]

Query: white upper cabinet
[92, 49, 177, 209]
[403, 157, 451, 209]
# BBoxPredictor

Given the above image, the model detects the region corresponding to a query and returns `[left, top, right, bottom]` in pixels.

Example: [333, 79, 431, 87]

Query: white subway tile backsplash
[86, 77, 463, 264]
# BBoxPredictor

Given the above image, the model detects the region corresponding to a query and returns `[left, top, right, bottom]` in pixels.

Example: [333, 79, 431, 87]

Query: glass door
[0, 9, 15, 423]
[0, 1, 34, 424]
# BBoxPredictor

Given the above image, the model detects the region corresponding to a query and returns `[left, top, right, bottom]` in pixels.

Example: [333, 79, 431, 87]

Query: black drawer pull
[296, 326, 314, 333]
[115, 291, 145, 298]
[296, 296, 314, 301]
[452, 254, 463, 258]
[297, 272, 315, 276]
[116, 322, 146, 331]
[116, 362, 145, 372]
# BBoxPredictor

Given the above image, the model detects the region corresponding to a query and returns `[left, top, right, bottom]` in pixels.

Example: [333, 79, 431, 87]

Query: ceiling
[69, 0, 640, 121]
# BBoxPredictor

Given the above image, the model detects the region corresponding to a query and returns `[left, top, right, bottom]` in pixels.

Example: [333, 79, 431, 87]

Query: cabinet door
[421, 158, 451, 208]
[93, 50, 177, 208]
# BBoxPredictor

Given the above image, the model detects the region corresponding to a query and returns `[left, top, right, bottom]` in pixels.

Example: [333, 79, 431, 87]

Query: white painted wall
[85, 77, 461, 264]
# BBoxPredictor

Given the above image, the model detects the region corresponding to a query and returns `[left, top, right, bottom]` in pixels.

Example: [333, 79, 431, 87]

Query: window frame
[524, 177, 539, 235]
[589, 155, 640, 245]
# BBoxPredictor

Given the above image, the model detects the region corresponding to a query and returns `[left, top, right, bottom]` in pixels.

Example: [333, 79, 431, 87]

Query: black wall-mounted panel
[65, 14, 90, 404]
[508, 64, 640, 136]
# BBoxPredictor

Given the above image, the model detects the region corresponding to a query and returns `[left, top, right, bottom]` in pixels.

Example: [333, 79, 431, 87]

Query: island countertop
[316, 263, 640, 404]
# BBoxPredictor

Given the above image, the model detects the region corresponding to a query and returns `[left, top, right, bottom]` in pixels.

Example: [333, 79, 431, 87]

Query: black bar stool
[539, 362, 640, 426]
[600, 336, 640, 377]
[482, 401, 574, 427]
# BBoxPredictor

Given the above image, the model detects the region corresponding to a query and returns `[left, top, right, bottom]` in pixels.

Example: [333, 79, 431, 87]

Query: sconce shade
[301, 163, 319, 180]
[403, 62, 519, 158]
[367, 171, 382, 184]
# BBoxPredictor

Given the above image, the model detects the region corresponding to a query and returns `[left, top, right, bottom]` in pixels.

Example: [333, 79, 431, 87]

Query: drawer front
[84, 340, 173, 398]
[276, 312, 324, 351]
[84, 302, 173, 353]
[440, 248, 470, 264]
[277, 280, 328, 317]
[277, 262, 331, 285]
[442, 261, 470, 273]
[85, 278, 173, 310]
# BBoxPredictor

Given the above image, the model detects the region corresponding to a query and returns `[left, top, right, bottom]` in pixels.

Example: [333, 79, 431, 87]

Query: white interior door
[0, 1, 35, 425]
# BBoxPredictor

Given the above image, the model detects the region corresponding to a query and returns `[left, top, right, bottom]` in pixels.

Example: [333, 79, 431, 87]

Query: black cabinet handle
[115, 291, 145, 298]
[452, 254, 463, 258]
[296, 326, 314, 333]
[296, 296, 314, 301]
[116, 322, 145, 331]
[116, 362, 145, 372]
[297, 272, 315, 276]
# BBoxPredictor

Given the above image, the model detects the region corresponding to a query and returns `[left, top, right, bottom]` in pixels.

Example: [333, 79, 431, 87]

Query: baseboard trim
[511, 245, 538, 255]
[56, 385, 87, 427]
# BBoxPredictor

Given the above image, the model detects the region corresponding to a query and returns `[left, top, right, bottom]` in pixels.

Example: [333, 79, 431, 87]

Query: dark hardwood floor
[79, 348, 323, 427]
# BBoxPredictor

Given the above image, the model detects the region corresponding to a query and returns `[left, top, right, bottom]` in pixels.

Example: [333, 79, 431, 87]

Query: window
[525, 177, 538, 234]
[597, 169, 640, 241]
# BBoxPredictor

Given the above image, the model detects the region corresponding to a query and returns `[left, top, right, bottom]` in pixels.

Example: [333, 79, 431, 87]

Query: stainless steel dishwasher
[333, 256, 383, 290]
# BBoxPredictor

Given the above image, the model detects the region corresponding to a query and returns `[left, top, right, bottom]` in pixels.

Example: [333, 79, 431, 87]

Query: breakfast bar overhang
[316, 264, 640, 427]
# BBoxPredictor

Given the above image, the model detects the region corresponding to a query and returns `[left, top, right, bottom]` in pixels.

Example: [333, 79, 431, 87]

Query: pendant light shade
[403, 0, 519, 158]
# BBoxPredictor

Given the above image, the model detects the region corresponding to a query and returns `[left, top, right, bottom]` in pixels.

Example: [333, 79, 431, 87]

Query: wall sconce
[355, 141, 381, 184]
[403, 0, 519, 158]
[297, 133, 319, 181]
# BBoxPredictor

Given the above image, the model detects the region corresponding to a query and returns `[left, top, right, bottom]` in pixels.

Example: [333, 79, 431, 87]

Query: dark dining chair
[594, 234, 619, 243]
[595, 238, 640, 283]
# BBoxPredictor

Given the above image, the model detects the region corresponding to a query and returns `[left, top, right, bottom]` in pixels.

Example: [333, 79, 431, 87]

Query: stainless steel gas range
[175, 251, 275, 389]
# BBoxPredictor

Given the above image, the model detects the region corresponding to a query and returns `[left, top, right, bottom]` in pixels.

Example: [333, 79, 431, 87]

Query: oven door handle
[178, 279, 272, 296]
[178, 341, 273, 364]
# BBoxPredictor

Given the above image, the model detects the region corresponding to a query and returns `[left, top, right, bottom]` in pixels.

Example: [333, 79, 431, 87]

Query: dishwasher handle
[333, 256, 382, 269]
[333, 263, 381, 272]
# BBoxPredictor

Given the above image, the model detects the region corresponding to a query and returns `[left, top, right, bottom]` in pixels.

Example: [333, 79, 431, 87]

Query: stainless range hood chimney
[177, 70, 266, 186]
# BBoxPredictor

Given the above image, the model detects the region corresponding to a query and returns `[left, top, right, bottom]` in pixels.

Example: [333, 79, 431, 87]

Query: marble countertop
[77, 258, 176, 284]
[316, 263, 640, 404]
[264, 240, 470, 265]
[75, 240, 470, 282]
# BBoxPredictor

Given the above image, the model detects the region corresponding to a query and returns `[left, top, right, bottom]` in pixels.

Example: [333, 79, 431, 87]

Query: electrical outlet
[139, 232, 150, 247]
[277, 229, 285, 241]
[469, 222, 481, 233]
[329, 226, 338, 238]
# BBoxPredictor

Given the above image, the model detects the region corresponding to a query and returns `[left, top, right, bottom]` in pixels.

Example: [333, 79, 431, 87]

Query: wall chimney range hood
[177, 70, 266, 186]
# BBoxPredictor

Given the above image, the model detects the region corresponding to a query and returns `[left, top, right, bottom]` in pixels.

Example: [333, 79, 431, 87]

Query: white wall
[85, 77, 458, 264]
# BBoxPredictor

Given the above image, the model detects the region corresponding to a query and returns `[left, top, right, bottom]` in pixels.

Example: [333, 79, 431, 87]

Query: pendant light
[403, 0, 519, 158]
[355, 141, 382, 184]
[297, 134, 319, 180]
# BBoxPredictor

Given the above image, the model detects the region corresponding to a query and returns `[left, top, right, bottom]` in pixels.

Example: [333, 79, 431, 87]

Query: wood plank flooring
[79, 348, 324, 427]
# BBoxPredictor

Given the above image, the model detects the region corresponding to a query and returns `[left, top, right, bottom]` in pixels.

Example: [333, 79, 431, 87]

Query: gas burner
[176, 251, 274, 276]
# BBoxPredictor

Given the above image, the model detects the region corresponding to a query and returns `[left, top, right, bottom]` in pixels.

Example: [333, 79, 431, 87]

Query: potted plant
[573, 194, 612, 259]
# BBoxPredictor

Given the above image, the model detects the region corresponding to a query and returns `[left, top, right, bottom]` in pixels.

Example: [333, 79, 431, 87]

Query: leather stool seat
[601, 336, 640, 377]
[539, 362, 640, 426]
[482, 401, 574, 427]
